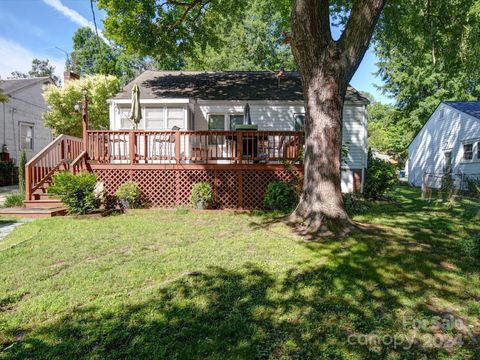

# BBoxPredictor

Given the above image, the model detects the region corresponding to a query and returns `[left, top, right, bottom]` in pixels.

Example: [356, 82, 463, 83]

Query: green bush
[459, 234, 480, 259]
[364, 149, 398, 199]
[115, 181, 141, 209]
[263, 181, 296, 211]
[18, 150, 27, 193]
[466, 177, 480, 195]
[343, 193, 370, 215]
[48, 171, 98, 215]
[190, 182, 214, 209]
[3, 193, 24, 208]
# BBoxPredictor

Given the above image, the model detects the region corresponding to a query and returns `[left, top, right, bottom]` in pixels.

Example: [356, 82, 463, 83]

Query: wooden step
[24, 200, 64, 209]
[33, 193, 58, 200]
[0, 207, 67, 219]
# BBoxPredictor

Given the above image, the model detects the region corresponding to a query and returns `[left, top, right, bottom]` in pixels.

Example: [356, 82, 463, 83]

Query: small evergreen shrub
[263, 181, 296, 210]
[48, 172, 98, 215]
[364, 149, 398, 199]
[459, 234, 480, 259]
[18, 150, 27, 194]
[115, 181, 141, 209]
[190, 182, 214, 209]
[3, 193, 24, 208]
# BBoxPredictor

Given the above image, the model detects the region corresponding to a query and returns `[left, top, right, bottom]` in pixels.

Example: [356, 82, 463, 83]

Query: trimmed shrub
[3, 193, 24, 208]
[263, 181, 296, 211]
[48, 172, 98, 214]
[18, 150, 27, 194]
[459, 235, 480, 259]
[364, 149, 398, 199]
[115, 181, 141, 209]
[190, 182, 214, 209]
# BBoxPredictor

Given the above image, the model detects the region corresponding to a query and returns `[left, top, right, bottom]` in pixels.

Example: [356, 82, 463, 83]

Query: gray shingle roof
[0, 77, 52, 95]
[443, 101, 480, 120]
[113, 71, 369, 104]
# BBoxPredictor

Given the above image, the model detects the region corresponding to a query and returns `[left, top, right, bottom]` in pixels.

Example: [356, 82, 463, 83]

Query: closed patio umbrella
[129, 84, 142, 129]
[244, 103, 252, 125]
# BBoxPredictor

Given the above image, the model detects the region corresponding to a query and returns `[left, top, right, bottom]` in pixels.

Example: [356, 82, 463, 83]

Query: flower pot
[195, 201, 205, 210]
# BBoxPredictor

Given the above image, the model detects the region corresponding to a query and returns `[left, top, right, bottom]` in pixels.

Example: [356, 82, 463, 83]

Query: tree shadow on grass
[4, 238, 479, 359]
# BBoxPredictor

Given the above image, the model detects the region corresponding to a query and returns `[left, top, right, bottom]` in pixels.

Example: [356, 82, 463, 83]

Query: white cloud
[0, 37, 65, 81]
[42, 0, 107, 42]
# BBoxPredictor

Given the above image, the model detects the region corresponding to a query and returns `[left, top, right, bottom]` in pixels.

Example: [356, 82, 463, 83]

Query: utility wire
[90, 0, 107, 78]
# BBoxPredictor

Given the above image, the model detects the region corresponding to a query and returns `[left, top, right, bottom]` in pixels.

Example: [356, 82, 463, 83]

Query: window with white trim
[208, 114, 225, 145]
[463, 143, 473, 160]
[145, 108, 165, 130]
[166, 108, 184, 129]
[20, 123, 34, 150]
[229, 114, 244, 129]
[119, 109, 133, 129]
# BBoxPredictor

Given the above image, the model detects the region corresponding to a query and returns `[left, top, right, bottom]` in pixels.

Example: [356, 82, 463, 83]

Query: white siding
[109, 99, 368, 193]
[1, 82, 53, 164]
[408, 103, 480, 187]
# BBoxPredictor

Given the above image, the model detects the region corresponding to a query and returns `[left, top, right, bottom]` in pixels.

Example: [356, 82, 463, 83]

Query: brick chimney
[64, 71, 80, 83]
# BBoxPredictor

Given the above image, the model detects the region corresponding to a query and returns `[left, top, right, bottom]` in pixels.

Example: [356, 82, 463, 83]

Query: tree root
[287, 210, 357, 239]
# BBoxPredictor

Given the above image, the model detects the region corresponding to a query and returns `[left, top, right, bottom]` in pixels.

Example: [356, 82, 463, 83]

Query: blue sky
[0, 0, 392, 103]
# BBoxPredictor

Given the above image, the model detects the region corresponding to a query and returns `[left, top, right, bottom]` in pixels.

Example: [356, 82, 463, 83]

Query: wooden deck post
[129, 131, 136, 164]
[25, 165, 31, 201]
[82, 89, 89, 153]
[237, 131, 243, 164]
[175, 130, 181, 164]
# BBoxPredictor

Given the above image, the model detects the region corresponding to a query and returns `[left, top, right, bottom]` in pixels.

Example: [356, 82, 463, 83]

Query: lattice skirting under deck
[91, 167, 303, 209]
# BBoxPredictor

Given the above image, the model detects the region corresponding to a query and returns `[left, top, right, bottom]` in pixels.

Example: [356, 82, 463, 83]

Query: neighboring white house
[108, 71, 369, 192]
[407, 101, 480, 188]
[0, 77, 54, 164]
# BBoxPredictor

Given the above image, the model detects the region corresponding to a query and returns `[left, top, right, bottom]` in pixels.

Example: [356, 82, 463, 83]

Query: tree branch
[291, 0, 332, 55]
[339, 0, 386, 80]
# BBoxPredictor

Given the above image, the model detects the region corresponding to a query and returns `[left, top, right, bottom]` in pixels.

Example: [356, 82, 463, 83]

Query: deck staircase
[0, 135, 85, 218]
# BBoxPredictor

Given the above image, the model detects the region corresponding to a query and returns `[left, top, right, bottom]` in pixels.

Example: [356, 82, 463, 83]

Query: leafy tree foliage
[375, 0, 480, 142]
[9, 59, 60, 84]
[43, 75, 120, 137]
[184, 0, 294, 70]
[69, 27, 153, 84]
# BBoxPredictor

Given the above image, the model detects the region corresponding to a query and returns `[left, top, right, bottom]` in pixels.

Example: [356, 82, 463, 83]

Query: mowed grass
[0, 186, 479, 359]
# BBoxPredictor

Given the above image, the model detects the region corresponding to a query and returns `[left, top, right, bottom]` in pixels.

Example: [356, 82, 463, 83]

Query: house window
[166, 108, 184, 129]
[119, 109, 132, 129]
[463, 143, 473, 160]
[208, 114, 225, 145]
[293, 114, 305, 131]
[230, 114, 244, 129]
[443, 151, 452, 173]
[145, 108, 165, 130]
[20, 123, 34, 150]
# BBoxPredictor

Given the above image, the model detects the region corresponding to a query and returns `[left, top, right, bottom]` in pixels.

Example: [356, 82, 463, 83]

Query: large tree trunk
[289, 0, 386, 235]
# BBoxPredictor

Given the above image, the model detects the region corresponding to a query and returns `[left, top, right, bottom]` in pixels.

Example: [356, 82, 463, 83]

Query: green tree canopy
[374, 0, 480, 143]
[9, 58, 60, 84]
[68, 27, 153, 85]
[43, 75, 120, 137]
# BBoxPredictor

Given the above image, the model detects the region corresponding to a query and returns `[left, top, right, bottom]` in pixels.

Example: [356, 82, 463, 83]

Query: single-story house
[108, 71, 369, 192]
[407, 101, 480, 188]
[0, 77, 54, 164]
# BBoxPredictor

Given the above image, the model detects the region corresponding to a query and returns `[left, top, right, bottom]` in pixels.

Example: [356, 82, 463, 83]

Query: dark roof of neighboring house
[113, 71, 369, 104]
[443, 101, 480, 120]
[0, 77, 53, 96]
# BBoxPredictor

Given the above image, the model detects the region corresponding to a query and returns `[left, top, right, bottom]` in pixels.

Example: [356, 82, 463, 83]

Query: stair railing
[25, 135, 84, 200]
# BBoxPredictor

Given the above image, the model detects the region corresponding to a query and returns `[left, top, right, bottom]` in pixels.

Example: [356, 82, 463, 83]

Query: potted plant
[115, 181, 141, 209]
[189, 182, 214, 209]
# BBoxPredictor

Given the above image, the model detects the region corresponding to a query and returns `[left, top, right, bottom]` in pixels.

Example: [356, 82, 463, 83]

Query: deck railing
[86, 130, 304, 165]
[25, 135, 84, 200]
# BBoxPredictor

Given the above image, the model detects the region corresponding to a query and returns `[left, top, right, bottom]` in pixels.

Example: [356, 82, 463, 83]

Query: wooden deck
[24, 129, 304, 209]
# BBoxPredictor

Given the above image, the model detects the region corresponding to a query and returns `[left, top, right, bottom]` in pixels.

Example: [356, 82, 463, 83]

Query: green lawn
[0, 186, 479, 359]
